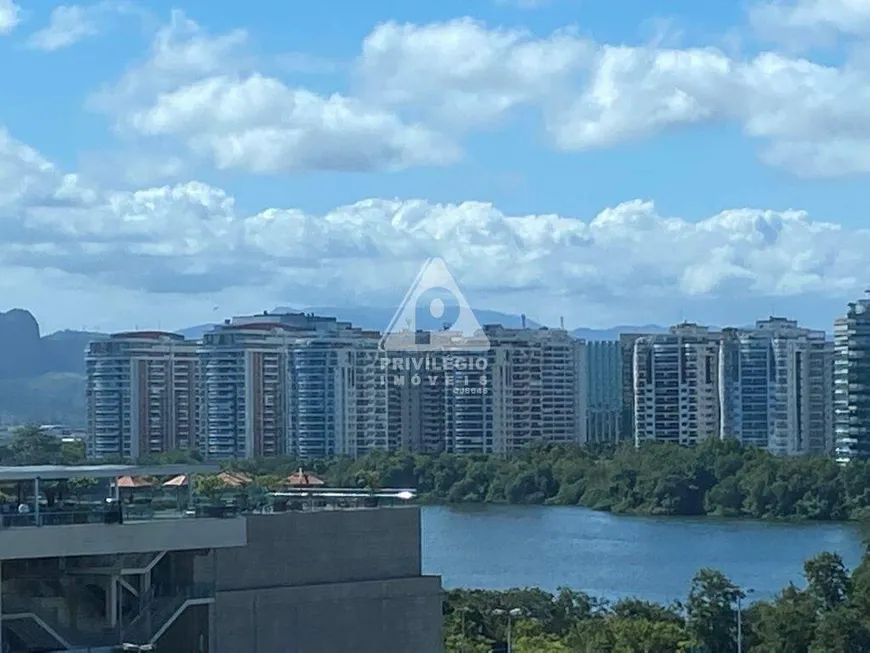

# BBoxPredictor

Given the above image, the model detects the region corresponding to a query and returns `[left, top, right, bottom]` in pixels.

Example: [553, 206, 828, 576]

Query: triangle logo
[379, 258, 490, 352]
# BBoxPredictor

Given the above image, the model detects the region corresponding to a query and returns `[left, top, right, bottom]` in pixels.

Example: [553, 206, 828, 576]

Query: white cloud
[75, 9, 870, 179]
[357, 19, 593, 129]
[25, 1, 142, 51]
[89, 9, 251, 114]
[123, 74, 459, 172]
[0, 126, 866, 331]
[0, 0, 20, 35]
[354, 18, 870, 177]
[91, 11, 459, 173]
[750, 0, 870, 43]
[28, 5, 99, 50]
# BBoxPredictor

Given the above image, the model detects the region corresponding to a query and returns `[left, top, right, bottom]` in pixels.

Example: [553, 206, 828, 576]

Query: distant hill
[0, 309, 105, 379]
[278, 306, 544, 332]
[0, 373, 86, 427]
[176, 323, 216, 340]
[572, 325, 669, 341]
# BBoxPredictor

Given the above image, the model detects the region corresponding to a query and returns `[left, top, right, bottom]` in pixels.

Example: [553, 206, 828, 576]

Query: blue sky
[0, 0, 868, 333]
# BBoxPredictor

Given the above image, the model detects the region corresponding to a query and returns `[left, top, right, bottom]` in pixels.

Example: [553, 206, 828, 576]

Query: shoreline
[419, 498, 867, 526]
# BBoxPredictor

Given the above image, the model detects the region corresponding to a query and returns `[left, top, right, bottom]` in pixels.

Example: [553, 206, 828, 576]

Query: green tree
[747, 585, 815, 653]
[804, 552, 850, 612]
[194, 475, 228, 504]
[809, 606, 870, 652]
[6, 425, 63, 464]
[60, 439, 86, 464]
[686, 568, 741, 653]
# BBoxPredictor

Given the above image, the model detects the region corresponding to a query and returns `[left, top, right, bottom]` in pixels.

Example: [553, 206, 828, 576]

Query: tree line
[222, 438, 870, 522]
[6, 426, 870, 521]
[443, 549, 870, 652]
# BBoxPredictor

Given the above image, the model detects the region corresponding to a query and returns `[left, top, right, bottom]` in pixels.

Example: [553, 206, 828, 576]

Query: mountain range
[0, 306, 668, 427]
[178, 306, 668, 342]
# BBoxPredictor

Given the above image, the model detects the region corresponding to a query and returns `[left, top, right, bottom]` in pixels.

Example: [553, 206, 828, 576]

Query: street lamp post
[736, 588, 755, 653]
[492, 608, 523, 653]
[458, 606, 470, 653]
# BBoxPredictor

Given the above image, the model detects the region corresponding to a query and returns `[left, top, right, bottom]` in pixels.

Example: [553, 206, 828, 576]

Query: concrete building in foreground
[0, 464, 443, 653]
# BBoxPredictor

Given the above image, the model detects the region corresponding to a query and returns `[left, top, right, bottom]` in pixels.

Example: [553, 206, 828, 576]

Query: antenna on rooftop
[560, 316, 565, 329]
[521, 314, 527, 329]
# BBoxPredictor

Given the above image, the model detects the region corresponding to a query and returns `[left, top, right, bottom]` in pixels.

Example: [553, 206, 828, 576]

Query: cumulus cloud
[25, 1, 142, 51]
[352, 17, 870, 177]
[0, 126, 866, 331]
[91, 11, 459, 174]
[123, 74, 458, 173]
[28, 4, 100, 50]
[750, 0, 870, 43]
[0, 0, 20, 34]
[72, 8, 870, 179]
[357, 19, 593, 129]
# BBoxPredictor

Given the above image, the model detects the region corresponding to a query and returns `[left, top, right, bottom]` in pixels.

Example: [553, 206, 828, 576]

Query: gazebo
[217, 471, 253, 488]
[285, 468, 325, 488]
[115, 476, 152, 489]
[162, 474, 188, 488]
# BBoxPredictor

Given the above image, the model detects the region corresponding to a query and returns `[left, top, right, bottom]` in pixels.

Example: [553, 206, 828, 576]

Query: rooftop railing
[0, 502, 239, 529]
[0, 486, 418, 528]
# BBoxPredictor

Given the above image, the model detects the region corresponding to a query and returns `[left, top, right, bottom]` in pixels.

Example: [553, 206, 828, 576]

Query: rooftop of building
[0, 463, 220, 482]
[108, 330, 185, 341]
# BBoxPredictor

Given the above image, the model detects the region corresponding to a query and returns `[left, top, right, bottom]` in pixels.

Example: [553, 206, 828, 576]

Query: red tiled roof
[116, 475, 152, 488]
[285, 468, 325, 487]
[217, 471, 252, 487]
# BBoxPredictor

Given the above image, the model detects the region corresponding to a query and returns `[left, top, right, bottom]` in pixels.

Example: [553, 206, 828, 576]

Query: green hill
[0, 373, 86, 426]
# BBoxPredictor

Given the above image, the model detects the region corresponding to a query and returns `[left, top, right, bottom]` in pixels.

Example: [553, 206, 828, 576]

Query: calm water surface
[421, 505, 865, 604]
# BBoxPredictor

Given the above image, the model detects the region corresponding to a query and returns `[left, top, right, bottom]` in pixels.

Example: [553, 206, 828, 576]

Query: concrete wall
[205, 508, 444, 653]
[211, 508, 422, 589]
[213, 577, 443, 653]
[0, 517, 247, 559]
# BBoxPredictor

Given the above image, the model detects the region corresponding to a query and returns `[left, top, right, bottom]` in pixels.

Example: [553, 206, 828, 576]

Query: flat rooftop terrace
[0, 463, 220, 482]
[0, 463, 247, 558]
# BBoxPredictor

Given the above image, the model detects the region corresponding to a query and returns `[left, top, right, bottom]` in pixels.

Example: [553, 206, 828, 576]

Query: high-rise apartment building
[288, 330, 389, 459]
[719, 318, 833, 455]
[86, 332, 198, 459]
[585, 340, 623, 443]
[619, 333, 647, 442]
[385, 335, 450, 454]
[199, 322, 292, 459]
[633, 323, 721, 445]
[198, 312, 390, 460]
[834, 293, 870, 463]
[442, 326, 587, 454]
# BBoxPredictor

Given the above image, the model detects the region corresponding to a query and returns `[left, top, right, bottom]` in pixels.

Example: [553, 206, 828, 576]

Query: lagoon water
[421, 505, 866, 604]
